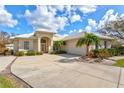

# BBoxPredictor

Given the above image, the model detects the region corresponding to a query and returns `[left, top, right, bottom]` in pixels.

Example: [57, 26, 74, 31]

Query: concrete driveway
[11, 54, 124, 88]
[0, 56, 16, 72]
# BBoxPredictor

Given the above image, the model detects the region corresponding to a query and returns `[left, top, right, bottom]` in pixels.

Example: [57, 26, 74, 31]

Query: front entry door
[41, 38, 48, 53]
[41, 43, 47, 52]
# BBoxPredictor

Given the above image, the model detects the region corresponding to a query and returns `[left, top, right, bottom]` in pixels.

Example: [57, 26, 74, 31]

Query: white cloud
[78, 29, 83, 32]
[102, 9, 118, 21]
[63, 34, 68, 37]
[25, 5, 68, 32]
[71, 14, 81, 23]
[102, 9, 114, 20]
[69, 29, 84, 34]
[79, 5, 97, 14]
[85, 19, 97, 31]
[88, 19, 97, 27]
[54, 16, 68, 30]
[69, 29, 77, 34]
[69, 30, 73, 34]
[0, 5, 18, 28]
[121, 14, 124, 17]
[85, 26, 92, 31]
[25, 5, 98, 32]
[98, 9, 118, 29]
[51, 5, 65, 12]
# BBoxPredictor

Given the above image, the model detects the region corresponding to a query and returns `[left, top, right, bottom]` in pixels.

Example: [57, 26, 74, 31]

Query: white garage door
[65, 39, 87, 56]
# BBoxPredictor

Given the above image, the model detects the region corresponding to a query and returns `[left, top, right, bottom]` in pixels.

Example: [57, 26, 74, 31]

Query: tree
[76, 33, 100, 56]
[53, 40, 65, 52]
[0, 31, 10, 53]
[0, 30, 10, 44]
[97, 17, 124, 40]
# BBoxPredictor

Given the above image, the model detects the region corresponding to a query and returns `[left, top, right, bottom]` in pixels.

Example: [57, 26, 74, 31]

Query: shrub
[50, 50, 67, 54]
[117, 46, 124, 55]
[92, 47, 124, 59]
[15, 51, 25, 56]
[3, 49, 9, 55]
[57, 50, 67, 54]
[4, 49, 14, 56]
[88, 50, 94, 58]
[26, 50, 36, 56]
[92, 49, 99, 58]
[93, 49, 111, 59]
[36, 52, 43, 55]
[107, 48, 119, 56]
[97, 49, 111, 59]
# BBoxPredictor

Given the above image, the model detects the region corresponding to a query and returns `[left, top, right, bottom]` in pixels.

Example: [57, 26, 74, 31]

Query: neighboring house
[5, 44, 14, 50]
[10, 29, 113, 56]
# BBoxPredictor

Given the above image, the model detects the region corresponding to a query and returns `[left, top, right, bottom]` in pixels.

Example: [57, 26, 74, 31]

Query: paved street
[0, 56, 16, 72]
[11, 54, 124, 88]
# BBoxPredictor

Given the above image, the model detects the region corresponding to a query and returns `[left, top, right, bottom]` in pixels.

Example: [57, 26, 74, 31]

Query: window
[41, 39, 46, 43]
[104, 41, 107, 48]
[24, 41, 29, 50]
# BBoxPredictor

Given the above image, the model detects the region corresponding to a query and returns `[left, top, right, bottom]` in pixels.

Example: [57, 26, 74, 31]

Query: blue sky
[0, 5, 124, 36]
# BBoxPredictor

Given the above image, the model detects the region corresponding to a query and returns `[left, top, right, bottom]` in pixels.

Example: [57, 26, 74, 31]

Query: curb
[1, 56, 33, 88]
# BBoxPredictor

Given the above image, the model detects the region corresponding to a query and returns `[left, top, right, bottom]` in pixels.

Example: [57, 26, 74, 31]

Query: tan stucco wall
[64, 39, 87, 56]
[14, 38, 34, 52]
[33, 39, 38, 52]
[13, 31, 54, 53]
[35, 32, 54, 52]
[64, 38, 112, 56]
[35, 32, 54, 39]
[89, 40, 111, 50]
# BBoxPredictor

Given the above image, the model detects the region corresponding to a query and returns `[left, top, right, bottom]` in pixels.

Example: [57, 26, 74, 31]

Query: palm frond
[76, 33, 100, 47]
[76, 38, 85, 47]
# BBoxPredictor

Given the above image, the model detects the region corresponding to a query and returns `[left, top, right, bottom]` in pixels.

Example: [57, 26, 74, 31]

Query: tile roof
[10, 32, 34, 39]
[36, 28, 57, 33]
[63, 32, 113, 41]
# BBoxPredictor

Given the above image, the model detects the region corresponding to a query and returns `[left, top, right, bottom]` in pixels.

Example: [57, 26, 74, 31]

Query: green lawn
[113, 59, 124, 67]
[0, 75, 17, 88]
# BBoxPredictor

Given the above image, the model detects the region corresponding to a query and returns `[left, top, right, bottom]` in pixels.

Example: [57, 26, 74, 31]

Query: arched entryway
[41, 37, 51, 53]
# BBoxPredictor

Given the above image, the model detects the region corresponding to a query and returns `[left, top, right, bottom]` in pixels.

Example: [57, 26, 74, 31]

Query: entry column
[49, 37, 53, 52]
[38, 37, 41, 52]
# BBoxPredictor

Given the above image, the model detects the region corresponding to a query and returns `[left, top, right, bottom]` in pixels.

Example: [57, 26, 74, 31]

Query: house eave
[63, 37, 113, 41]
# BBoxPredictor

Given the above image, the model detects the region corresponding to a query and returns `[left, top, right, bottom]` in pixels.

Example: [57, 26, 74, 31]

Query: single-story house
[10, 29, 113, 56]
[5, 44, 14, 50]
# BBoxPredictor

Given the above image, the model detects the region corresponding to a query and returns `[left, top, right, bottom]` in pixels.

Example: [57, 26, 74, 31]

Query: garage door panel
[66, 39, 86, 56]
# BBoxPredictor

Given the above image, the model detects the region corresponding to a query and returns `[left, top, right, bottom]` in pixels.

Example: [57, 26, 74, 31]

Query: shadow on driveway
[57, 54, 80, 58]
[57, 58, 77, 63]
[54, 54, 80, 63]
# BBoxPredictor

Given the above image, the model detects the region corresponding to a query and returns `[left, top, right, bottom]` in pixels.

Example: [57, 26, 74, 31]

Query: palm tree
[76, 33, 100, 56]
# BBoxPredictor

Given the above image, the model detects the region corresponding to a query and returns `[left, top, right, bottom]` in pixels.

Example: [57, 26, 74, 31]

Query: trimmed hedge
[50, 50, 67, 54]
[26, 50, 36, 56]
[15, 51, 25, 56]
[36, 52, 43, 55]
[15, 50, 43, 56]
